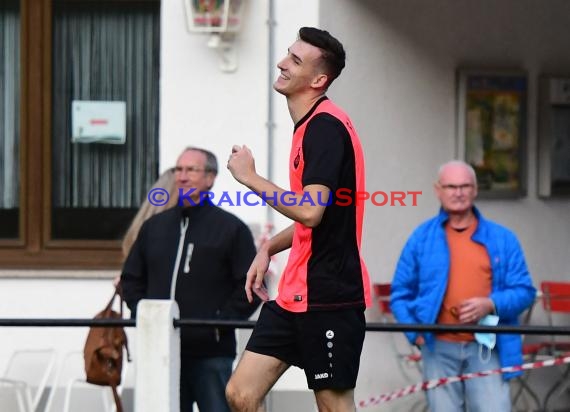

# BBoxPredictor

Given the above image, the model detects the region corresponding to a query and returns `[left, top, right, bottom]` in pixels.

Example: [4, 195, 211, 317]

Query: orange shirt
[437, 220, 492, 342]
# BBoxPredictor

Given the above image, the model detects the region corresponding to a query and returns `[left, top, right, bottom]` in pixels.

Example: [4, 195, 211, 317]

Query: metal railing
[2, 300, 570, 412]
[2, 317, 570, 336]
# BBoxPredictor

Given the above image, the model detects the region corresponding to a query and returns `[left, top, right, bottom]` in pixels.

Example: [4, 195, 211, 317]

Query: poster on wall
[457, 70, 527, 197]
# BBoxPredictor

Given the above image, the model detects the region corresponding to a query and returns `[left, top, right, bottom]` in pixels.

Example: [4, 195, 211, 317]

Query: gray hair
[181, 146, 218, 175]
[437, 160, 477, 184]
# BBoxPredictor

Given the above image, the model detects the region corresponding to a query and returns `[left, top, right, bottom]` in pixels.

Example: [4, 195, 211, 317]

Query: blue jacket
[390, 207, 536, 379]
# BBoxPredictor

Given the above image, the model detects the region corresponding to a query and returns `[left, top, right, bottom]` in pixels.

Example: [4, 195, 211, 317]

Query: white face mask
[475, 314, 500, 349]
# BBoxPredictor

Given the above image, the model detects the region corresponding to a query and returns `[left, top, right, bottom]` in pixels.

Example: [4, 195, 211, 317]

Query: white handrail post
[135, 299, 180, 412]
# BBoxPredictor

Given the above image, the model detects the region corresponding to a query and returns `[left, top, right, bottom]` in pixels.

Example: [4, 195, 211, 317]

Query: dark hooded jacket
[121, 200, 259, 358]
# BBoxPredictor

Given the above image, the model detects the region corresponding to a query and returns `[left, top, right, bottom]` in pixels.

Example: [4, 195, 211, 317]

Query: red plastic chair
[512, 294, 545, 411]
[373, 283, 392, 314]
[539, 281, 570, 410]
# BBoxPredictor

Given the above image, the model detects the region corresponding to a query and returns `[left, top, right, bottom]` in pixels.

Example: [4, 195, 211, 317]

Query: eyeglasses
[439, 183, 475, 192]
[174, 166, 210, 175]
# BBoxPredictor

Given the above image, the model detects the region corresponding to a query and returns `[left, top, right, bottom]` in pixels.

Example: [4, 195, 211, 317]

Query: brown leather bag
[84, 286, 130, 412]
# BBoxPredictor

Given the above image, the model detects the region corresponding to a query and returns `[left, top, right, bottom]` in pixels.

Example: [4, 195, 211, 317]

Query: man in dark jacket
[121, 147, 259, 412]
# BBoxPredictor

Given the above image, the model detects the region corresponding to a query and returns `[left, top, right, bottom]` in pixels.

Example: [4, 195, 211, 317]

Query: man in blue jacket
[391, 160, 535, 412]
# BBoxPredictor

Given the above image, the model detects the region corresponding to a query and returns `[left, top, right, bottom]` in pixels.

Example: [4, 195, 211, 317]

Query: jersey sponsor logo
[314, 372, 329, 380]
[293, 147, 301, 169]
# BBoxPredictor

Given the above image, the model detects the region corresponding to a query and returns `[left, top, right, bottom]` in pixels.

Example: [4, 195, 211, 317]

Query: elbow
[299, 211, 323, 228]
[303, 218, 321, 228]
[293, 204, 326, 228]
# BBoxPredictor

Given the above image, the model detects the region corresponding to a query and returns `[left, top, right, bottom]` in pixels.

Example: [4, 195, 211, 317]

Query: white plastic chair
[0, 348, 56, 412]
[44, 350, 129, 412]
[373, 283, 427, 412]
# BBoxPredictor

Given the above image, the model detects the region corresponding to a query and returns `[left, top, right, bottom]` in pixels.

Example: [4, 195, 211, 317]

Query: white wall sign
[71, 100, 127, 144]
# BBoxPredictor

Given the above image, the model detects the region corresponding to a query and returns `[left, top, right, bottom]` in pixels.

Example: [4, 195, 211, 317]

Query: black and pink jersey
[276, 97, 371, 312]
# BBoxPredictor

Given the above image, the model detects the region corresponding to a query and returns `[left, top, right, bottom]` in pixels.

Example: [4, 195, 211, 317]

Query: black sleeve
[217, 221, 260, 320]
[302, 113, 347, 191]
[120, 222, 149, 319]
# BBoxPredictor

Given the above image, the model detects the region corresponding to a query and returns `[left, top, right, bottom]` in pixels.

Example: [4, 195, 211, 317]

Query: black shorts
[246, 300, 365, 390]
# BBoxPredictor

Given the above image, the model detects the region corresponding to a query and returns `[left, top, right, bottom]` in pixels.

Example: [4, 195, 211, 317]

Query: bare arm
[245, 225, 294, 303]
[227, 145, 328, 228]
[266, 224, 294, 255]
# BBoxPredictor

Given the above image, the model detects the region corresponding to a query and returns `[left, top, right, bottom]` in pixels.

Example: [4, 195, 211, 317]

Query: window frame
[0, 0, 159, 270]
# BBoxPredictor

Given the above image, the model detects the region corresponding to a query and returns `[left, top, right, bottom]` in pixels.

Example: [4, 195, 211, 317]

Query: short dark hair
[298, 27, 346, 88]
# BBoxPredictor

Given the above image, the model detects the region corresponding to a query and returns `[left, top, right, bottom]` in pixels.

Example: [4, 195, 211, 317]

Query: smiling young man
[390, 160, 536, 412]
[226, 28, 371, 412]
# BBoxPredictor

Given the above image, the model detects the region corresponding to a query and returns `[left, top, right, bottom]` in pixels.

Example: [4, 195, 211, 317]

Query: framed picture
[457, 70, 527, 197]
